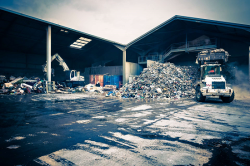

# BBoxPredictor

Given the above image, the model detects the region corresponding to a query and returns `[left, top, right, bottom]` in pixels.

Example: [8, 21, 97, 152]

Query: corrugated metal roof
[0, 7, 125, 47]
[1, 7, 250, 61]
[126, 15, 250, 48]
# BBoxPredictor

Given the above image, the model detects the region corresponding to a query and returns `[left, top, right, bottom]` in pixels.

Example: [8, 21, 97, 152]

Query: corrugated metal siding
[85, 66, 122, 75]
[89, 75, 95, 84]
[103, 75, 111, 86]
[103, 75, 122, 88]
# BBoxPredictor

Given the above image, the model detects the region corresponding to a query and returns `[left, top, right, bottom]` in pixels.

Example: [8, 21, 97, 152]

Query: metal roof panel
[0, 7, 125, 47]
[127, 15, 250, 48]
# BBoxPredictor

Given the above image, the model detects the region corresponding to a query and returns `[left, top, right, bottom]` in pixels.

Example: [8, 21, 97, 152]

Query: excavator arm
[43, 53, 69, 72]
[42, 53, 84, 84]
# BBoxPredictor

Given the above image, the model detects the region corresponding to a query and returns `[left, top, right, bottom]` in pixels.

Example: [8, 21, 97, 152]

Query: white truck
[195, 49, 234, 103]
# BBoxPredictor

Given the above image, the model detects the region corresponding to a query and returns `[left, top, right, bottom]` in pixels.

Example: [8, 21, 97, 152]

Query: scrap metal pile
[119, 62, 198, 99]
[0, 75, 83, 95]
[0, 62, 199, 100]
[0, 75, 117, 96]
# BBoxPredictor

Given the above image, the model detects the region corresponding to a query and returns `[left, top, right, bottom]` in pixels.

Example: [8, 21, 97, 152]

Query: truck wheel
[196, 86, 206, 102]
[221, 91, 234, 103]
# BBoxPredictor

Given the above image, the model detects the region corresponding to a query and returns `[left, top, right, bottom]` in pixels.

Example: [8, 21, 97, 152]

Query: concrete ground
[0, 94, 250, 166]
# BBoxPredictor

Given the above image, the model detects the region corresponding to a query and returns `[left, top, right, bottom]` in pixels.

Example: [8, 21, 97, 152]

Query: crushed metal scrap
[119, 62, 198, 99]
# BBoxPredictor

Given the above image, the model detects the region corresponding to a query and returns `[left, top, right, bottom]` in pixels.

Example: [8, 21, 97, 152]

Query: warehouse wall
[168, 52, 198, 66]
[0, 50, 45, 79]
[126, 49, 141, 63]
[220, 39, 249, 64]
[99, 46, 123, 66]
[220, 39, 249, 77]
[0, 50, 89, 81]
[84, 66, 122, 75]
[83, 66, 123, 84]
[82, 44, 123, 67]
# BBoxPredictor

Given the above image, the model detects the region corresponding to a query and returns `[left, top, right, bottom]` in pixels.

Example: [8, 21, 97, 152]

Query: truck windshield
[202, 66, 220, 79]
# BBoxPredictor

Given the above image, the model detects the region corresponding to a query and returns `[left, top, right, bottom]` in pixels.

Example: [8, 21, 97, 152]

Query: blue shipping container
[103, 75, 110, 86]
[103, 75, 122, 88]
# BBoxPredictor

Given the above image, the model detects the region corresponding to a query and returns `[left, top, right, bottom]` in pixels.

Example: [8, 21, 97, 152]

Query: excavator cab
[70, 70, 76, 80]
[69, 70, 83, 81]
[43, 53, 84, 87]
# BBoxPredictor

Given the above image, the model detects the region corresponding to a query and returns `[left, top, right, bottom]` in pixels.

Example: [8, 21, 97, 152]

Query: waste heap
[119, 62, 198, 99]
[0, 75, 85, 95]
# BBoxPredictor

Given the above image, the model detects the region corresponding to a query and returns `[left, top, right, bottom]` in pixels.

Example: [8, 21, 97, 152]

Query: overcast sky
[1, 0, 250, 44]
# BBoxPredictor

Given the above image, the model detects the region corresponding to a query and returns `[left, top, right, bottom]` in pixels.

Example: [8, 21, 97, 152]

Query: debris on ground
[0, 62, 199, 99]
[0, 75, 81, 95]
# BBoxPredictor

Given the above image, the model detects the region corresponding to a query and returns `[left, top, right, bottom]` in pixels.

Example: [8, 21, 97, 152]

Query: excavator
[43, 53, 85, 87]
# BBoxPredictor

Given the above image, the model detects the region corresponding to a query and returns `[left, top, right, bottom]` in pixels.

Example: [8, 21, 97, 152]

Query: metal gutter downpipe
[46, 25, 51, 82]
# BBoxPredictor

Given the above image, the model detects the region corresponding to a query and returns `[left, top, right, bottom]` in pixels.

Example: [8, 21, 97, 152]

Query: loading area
[1, 7, 250, 166]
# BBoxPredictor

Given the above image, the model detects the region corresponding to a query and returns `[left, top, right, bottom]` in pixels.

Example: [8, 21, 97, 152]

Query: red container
[95, 75, 104, 87]
[89, 75, 95, 84]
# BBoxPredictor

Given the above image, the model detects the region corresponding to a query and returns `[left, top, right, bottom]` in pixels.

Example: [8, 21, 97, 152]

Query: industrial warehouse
[0, 7, 250, 97]
[1, 5, 250, 166]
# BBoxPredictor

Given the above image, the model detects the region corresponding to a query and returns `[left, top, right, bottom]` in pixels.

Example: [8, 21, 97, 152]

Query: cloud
[70, 0, 100, 12]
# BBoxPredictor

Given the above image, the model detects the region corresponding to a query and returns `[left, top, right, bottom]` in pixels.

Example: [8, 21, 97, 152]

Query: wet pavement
[0, 94, 250, 166]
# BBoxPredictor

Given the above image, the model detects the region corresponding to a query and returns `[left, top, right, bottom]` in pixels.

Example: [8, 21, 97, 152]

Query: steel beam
[132, 41, 161, 47]
[46, 25, 51, 82]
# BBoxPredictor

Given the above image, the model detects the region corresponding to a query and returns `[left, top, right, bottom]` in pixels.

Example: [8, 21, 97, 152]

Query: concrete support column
[46, 25, 51, 82]
[113, 44, 127, 86]
[123, 50, 126, 86]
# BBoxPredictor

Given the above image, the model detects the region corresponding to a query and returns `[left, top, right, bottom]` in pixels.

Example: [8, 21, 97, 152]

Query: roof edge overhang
[126, 15, 250, 49]
[0, 7, 125, 47]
